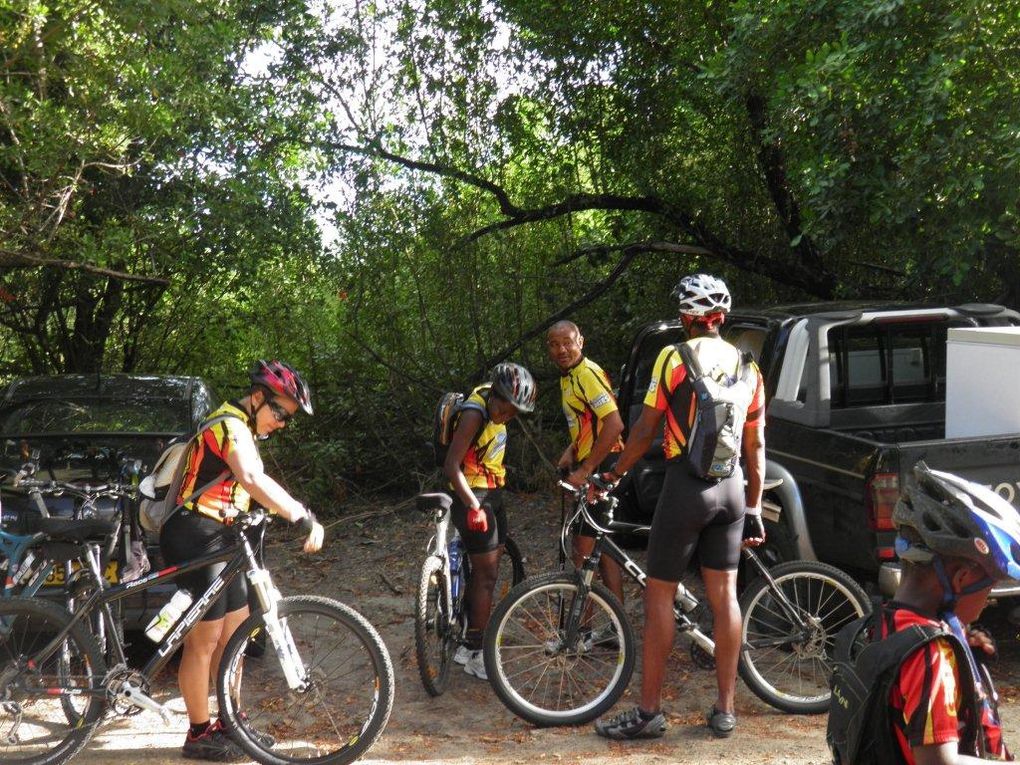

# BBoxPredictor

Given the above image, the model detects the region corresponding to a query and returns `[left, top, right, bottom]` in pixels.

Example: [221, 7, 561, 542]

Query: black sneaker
[182, 723, 245, 762]
[236, 713, 276, 749]
[594, 706, 667, 740]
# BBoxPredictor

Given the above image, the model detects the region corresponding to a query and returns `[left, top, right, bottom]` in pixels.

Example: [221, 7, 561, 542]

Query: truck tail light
[867, 472, 900, 531]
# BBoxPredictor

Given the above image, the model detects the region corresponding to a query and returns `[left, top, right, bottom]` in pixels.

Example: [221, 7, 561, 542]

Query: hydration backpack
[827, 609, 981, 765]
[431, 387, 488, 467]
[138, 413, 239, 534]
[662, 341, 757, 481]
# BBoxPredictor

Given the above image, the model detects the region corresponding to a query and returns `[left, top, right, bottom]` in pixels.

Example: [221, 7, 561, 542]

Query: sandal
[705, 706, 736, 738]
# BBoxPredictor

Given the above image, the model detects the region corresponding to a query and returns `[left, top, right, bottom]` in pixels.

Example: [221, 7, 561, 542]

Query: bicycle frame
[560, 483, 815, 657]
[13, 518, 308, 701]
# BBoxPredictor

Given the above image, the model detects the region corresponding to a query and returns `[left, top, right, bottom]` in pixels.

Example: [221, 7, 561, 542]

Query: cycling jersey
[559, 357, 623, 463]
[881, 604, 1010, 762]
[644, 336, 765, 460]
[177, 401, 257, 522]
[453, 386, 507, 490]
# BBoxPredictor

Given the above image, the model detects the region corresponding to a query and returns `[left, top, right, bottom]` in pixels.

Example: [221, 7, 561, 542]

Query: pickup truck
[0, 373, 218, 626]
[614, 302, 1020, 596]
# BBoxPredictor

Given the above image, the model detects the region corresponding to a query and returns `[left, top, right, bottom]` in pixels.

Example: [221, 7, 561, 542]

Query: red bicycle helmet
[250, 360, 313, 415]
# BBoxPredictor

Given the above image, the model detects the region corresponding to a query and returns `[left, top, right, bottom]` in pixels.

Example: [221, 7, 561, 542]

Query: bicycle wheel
[415, 555, 455, 696]
[738, 560, 870, 714]
[217, 595, 394, 765]
[483, 572, 635, 726]
[0, 598, 107, 765]
[500, 537, 527, 597]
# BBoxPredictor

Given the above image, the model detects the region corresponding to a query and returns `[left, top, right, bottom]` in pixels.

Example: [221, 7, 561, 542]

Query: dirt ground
[76, 491, 1020, 765]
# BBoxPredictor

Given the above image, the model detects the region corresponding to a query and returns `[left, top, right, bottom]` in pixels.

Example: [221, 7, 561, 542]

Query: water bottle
[674, 583, 698, 613]
[448, 533, 463, 601]
[145, 589, 193, 642]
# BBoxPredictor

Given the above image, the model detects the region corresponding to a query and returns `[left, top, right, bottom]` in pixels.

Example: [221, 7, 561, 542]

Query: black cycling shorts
[450, 489, 507, 554]
[160, 510, 248, 621]
[646, 462, 745, 581]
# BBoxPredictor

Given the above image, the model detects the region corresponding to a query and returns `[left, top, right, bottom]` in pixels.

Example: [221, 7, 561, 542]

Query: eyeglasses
[266, 397, 294, 424]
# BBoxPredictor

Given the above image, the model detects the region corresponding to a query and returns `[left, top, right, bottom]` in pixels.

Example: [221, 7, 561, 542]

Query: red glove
[467, 505, 488, 533]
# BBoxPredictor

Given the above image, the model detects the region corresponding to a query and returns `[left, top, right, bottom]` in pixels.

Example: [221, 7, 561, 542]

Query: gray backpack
[138, 413, 238, 534]
[662, 341, 757, 481]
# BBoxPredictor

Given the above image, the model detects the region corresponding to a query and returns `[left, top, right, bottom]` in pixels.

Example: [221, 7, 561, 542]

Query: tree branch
[0, 248, 170, 285]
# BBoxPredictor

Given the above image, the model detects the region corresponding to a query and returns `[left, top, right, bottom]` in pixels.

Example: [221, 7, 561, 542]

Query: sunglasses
[265, 397, 294, 424]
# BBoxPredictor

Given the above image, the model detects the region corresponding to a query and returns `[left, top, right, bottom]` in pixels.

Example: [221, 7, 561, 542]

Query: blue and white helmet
[893, 462, 1020, 582]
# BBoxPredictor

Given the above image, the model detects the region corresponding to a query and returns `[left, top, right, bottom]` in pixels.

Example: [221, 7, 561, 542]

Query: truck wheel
[757, 512, 798, 569]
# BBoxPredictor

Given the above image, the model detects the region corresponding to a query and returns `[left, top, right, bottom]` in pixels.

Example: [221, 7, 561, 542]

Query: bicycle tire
[483, 572, 635, 726]
[737, 559, 870, 714]
[0, 597, 107, 765]
[502, 536, 526, 588]
[415, 555, 454, 696]
[217, 595, 394, 765]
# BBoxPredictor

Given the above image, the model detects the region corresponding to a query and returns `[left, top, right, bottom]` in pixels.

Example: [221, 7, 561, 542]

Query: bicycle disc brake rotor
[790, 614, 827, 660]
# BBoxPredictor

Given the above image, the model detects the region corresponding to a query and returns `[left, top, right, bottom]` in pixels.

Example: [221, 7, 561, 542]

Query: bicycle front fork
[247, 568, 307, 691]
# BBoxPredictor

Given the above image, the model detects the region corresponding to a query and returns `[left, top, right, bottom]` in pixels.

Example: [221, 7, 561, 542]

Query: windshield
[0, 398, 190, 435]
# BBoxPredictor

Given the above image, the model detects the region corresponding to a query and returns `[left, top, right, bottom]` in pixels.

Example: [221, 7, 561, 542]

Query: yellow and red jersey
[643, 336, 764, 460]
[881, 605, 1010, 762]
[559, 357, 623, 464]
[177, 401, 256, 522]
[453, 386, 507, 490]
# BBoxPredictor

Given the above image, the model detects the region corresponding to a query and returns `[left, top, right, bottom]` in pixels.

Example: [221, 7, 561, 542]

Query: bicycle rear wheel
[0, 598, 107, 765]
[498, 537, 526, 599]
[415, 555, 455, 696]
[217, 595, 394, 765]
[737, 560, 870, 714]
[483, 572, 634, 726]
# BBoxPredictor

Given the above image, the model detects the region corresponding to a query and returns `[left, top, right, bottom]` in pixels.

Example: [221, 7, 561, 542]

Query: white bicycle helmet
[671, 273, 732, 316]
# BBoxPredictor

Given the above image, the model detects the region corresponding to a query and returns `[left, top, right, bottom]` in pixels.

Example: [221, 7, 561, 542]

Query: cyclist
[161, 360, 325, 761]
[832, 464, 1016, 764]
[546, 320, 625, 606]
[593, 273, 766, 740]
[443, 362, 537, 680]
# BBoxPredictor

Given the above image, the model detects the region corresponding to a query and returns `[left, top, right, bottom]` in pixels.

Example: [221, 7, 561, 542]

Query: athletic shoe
[463, 650, 488, 680]
[705, 706, 736, 738]
[182, 723, 246, 762]
[453, 645, 472, 665]
[594, 706, 667, 740]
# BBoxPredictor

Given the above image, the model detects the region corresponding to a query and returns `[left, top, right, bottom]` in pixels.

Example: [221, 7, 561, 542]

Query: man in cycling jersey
[833, 464, 1015, 764]
[546, 320, 625, 605]
[161, 360, 325, 761]
[594, 274, 766, 740]
[443, 362, 537, 681]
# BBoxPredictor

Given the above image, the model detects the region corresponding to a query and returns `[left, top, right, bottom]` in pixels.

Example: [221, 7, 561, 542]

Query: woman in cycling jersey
[443, 362, 537, 681]
[160, 360, 325, 762]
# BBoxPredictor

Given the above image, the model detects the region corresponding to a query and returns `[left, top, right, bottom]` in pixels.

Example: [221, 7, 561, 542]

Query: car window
[0, 398, 191, 435]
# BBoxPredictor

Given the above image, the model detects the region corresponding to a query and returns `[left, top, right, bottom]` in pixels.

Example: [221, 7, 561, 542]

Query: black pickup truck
[614, 302, 1020, 595]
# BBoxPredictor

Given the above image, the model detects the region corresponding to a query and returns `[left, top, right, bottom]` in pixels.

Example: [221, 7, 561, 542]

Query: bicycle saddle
[415, 493, 453, 513]
[38, 517, 118, 543]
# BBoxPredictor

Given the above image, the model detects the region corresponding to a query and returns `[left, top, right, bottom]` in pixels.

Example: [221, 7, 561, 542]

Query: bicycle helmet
[671, 273, 732, 316]
[250, 359, 313, 415]
[490, 362, 537, 413]
[893, 461, 1020, 582]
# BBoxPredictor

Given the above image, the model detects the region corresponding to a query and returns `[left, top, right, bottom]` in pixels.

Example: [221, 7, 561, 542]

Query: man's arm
[741, 415, 765, 511]
[443, 408, 484, 510]
[611, 405, 663, 477]
[567, 409, 624, 487]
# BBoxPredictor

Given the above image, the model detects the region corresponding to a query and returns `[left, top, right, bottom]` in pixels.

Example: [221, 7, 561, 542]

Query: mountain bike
[0, 507, 394, 765]
[413, 491, 525, 696]
[482, 479, 871, 726]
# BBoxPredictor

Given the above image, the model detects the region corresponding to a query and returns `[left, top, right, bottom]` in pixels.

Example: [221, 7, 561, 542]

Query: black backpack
[827, 609, 982, 764]
[661, 341, 757, 481]
[431, 387, 488, 467]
